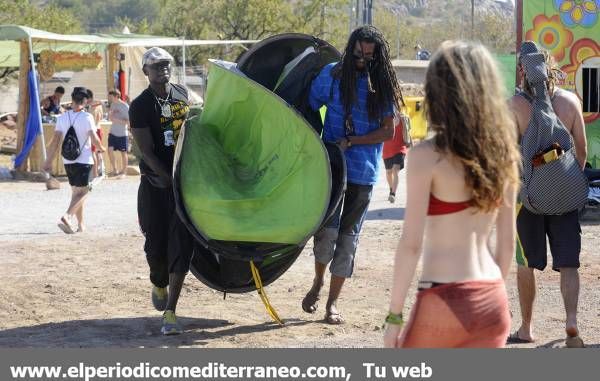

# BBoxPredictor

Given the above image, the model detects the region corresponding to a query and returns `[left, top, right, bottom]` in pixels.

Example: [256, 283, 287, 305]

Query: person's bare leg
[108, 147, 117, 175]
[325, 275, 346, 324]
[391, 164, 401, 195]
[385, 169, 393, 194]
[560, 268, 580, 339]
[96, 153, 104, 177]
[515, 265, 536, 341]
[121, 151, 128, 175]
[91, 153, 98, 178]
[165, 273, 186, 313]
[59, 186, 88, 233]
[65, 186, 89, 216]
[75, 202, 85, 232]
[302, 261, 326, 313]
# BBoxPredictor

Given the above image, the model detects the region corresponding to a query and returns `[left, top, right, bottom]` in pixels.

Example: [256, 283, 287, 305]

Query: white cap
[142, 47, 174, 66]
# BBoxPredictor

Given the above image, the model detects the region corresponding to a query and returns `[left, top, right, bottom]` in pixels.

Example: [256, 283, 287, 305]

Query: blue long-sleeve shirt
[309, 63, 393, 185]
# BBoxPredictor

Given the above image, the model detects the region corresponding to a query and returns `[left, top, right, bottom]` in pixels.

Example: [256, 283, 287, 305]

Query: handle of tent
[250, 261, 284, 325]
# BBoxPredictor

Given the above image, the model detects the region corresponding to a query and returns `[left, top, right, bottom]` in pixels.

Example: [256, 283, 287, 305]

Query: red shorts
[91, 129, 102, 152]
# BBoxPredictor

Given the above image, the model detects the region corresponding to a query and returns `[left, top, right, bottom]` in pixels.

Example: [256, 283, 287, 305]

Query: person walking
[384, 41, 520, 348]
[43, 87, 105, 234]
[302, 26, 402, 325]
[383, 114, 408, 203]
[129, 47, 197, 335]
[507, 42, 587, 348]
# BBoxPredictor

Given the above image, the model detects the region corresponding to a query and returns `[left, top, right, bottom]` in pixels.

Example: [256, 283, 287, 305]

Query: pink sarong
[398, 279, 511, 348]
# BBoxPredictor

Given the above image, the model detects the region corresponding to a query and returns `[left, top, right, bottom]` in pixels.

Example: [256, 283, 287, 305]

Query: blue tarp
[14, 69, 42, 168]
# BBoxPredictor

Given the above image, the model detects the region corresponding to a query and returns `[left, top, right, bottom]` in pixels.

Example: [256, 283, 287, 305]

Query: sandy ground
[0, 168, 598, 348]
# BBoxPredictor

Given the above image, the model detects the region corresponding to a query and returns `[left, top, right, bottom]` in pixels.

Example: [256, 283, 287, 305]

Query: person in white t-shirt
[43, 87, 106, 234]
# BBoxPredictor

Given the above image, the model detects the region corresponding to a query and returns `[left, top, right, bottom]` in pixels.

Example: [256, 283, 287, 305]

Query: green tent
[174, 35, 342, 295]
[180, 60, 331, 246]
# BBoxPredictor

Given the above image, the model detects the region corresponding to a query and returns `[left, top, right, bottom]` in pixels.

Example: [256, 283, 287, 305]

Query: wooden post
[106, 44, 118, 92]
[515, 0, 524, 87]
[15, 40, 31, 172]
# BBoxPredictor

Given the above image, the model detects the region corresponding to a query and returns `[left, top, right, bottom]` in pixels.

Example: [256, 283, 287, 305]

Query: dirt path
[0, 173, 598, 348]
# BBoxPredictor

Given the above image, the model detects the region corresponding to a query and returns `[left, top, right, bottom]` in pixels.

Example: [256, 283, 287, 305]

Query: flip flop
[57, 217, 75, 234]
[565, 328, 585, 348]
[565, 335, 585, 348]
[325, 311, 345, 325]
[506, 331, 534, 344]
[301, 291, 319, 314]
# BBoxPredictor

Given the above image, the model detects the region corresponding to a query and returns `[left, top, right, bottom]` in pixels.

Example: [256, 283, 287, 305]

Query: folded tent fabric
[178, 59, 331, 247]
[174, 34, 344, 293]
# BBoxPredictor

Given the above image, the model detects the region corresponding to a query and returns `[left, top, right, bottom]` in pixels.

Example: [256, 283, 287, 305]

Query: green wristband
[385, 312, 404, 326]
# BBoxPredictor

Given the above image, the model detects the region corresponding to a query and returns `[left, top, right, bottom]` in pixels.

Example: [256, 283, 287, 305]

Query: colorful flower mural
[561, 38, 600, 122]
[554, 0, 600, 28]
[525, 14, 574, 61]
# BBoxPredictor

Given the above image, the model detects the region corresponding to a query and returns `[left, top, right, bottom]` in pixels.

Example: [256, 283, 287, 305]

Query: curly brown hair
[425, 41, 521, 212]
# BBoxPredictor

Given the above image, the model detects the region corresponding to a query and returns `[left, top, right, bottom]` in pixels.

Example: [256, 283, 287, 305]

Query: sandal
[506, 331, 534, 344]
[57, 216, 75, 234]
[565, 328, 585, 348]
[325, 311, 345, 325]
[301, 290, 320, 314]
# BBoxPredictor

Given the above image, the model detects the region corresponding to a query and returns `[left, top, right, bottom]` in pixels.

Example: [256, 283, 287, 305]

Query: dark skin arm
[338, 115, 395, 150]
[130, 127, 172, 187]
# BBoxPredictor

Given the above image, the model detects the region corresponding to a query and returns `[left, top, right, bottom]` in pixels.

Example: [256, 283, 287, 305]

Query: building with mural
[517, 0, 600, 167]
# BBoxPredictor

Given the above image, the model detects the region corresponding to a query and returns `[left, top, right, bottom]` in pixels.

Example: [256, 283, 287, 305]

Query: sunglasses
[352, 53, 374, 62]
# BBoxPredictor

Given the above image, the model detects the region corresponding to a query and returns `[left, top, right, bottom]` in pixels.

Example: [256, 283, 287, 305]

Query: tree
[50, 0, 161, 32]
[291, 0, 350, 51]
[207, 0, 294, 40]
[0, 0, 83, 33]
[0, 0, 83, 79]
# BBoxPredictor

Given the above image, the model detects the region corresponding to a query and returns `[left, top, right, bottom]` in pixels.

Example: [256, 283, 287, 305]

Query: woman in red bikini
[383, 41, 521, 348]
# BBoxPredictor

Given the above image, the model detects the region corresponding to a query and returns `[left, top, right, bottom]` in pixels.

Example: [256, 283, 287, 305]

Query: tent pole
[182, 36, 186, 86]
[15, 41, 29, 172]
[28, 36, 48, 170]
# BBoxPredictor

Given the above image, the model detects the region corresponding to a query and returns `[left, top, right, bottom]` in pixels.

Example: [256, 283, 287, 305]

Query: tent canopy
[0, 25, 257, 68]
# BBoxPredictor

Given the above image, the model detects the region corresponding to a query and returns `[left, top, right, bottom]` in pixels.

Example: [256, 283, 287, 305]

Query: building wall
[392, 60, 428, 84]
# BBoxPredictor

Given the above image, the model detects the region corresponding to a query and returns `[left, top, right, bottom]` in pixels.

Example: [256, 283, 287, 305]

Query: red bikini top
[428, 194, 472, 216]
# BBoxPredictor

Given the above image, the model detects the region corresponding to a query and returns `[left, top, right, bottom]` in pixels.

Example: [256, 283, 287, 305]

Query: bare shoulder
[554, 88, 581, 109]
[509, 94, 530, 112]
[407, 139, 440, 169]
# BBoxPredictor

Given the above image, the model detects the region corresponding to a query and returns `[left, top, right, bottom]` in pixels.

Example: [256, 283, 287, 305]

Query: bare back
[421, 144, 502, 282]
[510, 88, 587, 167]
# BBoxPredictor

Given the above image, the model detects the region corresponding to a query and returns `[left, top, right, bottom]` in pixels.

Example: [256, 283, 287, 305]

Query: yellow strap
[250, 261, 284, 325]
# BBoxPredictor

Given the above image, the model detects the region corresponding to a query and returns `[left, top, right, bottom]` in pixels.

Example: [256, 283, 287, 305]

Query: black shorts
[383, 153, 405, 170]
[64, 163, 92, 187]
[516, 203, 581, 271]
[138, 176, 195, 287]
[108, 133, 128, 152]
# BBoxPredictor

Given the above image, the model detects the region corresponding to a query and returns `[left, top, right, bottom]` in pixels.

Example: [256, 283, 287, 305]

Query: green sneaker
[161, 310, 182, 335]
[151, 286, 168, 311]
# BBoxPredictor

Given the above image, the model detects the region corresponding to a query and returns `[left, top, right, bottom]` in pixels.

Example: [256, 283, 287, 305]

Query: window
[583, 66, 599, 113]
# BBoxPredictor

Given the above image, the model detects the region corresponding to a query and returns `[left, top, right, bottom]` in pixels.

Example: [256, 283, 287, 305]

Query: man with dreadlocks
[302, 25, 403, 324]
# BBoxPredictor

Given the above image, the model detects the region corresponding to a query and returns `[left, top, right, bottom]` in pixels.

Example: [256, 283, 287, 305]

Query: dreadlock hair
[332, 25, 404, 121]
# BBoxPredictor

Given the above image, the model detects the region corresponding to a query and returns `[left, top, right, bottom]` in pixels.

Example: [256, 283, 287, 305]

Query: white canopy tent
[0, 25, 257, 172]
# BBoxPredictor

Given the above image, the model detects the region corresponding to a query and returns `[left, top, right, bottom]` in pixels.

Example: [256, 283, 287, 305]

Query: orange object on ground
[398, 279, 510, 348]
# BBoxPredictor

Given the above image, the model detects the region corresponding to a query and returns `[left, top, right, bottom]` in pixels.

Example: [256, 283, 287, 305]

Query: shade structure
[174, 34, 342, 293]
